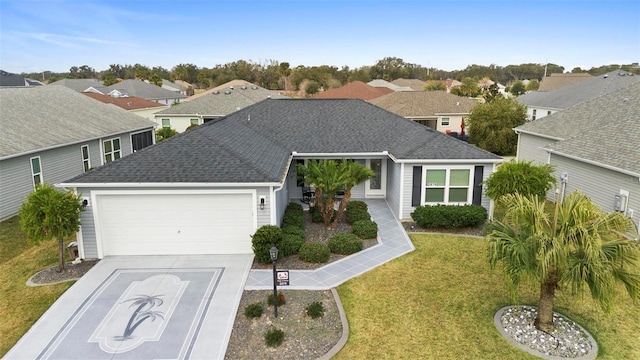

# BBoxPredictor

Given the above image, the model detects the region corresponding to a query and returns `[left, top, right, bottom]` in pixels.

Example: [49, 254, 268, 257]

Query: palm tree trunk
[535, 274, 557, 332]
[324, 197, 335, 229]
[332, 189, 352, 228]
[58, 238, 65, 273]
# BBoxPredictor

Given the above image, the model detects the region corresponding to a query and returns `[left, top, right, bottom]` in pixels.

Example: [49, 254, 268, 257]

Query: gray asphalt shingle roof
[517, 82, 640, 175]
[0, 86, 156, 159]
[106, 79, 187, 101]
[518, 70, 640, 110]
[156, 85, 287, 116]
[368, 91, 478, 117]
[49, 78, 104, 92]
[64, 99, 501, 184]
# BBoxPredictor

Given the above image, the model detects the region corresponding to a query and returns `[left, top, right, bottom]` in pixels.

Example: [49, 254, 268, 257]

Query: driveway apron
[5, 254, 253, 360]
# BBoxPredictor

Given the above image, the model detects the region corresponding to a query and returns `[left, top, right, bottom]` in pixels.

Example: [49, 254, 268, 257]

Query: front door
[365, 158, 386, 197]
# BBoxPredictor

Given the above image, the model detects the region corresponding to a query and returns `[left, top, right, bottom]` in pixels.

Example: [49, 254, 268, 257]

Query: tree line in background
[22, 57, 640, 92]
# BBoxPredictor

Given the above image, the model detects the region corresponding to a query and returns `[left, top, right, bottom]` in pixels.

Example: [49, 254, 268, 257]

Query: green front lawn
[335, 234, 640, 359]
[0, 216, 73, 357]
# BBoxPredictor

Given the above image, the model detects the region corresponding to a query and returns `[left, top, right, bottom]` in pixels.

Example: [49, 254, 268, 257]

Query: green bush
[305, 301, 325, 319]
[345, 208, 371, 224]
[282, 203, 304, 229]
[264, 326, 285, 347]
[346, 200, 368, 212]
[282, 225, 305, 238]
[483, 160, 555, 200]
[244, 302, 264, 318]
[328, 233, 363, 255]
[251, 225, 283, 263]
[410, 205, 488, 229]
[352, 220, 378, 239]
[280, 233, 305, 256]
[267, 291, 286, 306]
[299, 242, 331, 263]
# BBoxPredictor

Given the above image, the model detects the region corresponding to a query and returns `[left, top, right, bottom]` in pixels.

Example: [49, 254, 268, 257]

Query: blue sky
[1, 0, 638, 74]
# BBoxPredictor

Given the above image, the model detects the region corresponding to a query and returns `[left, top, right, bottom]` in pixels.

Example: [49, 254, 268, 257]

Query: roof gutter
[0, 125, 156, 161]
[512, 128, 564, 140]
[291, 151, 389, 157]
[545, 148, 640, 179]
[56, 181, 283, 189]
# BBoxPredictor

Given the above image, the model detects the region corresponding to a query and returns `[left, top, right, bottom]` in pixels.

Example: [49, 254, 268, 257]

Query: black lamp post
[269, 246, 279, 318]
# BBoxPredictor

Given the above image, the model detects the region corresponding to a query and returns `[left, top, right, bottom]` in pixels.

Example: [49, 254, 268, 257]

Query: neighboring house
[367, 79, 412, 92]
[49, 78, 104, 92]
[159, 79, 194, 96]
[444, 79, 462, 93]
[538, 73, 592, 92]
[0, 71, 44, 87]
[59, 98, 502, 259]
[82, 92, 167, 120]
[312, 81, 393, 100]
[515, 82, 640, 229]
[368, 91, 478, 134]
[184, 79, 257, 101]
[518, 70, 639, 120]
[0, 86, 156, 221]
[104, 79, 187, 105]
[391, 78, 425, 91]
[154, 84, 288, 132]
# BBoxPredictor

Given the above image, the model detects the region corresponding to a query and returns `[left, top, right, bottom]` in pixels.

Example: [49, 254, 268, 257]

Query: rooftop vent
[252, 86, 258, 90]
[241, 85, 247, 90]
[603, 74, 608, 78]
[213, 90, 220, 95]
[229, 86, 234, 90]
[224, 90, 232, 95]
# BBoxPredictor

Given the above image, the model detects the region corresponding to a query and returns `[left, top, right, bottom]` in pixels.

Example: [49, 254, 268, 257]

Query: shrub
[328, 233, 363, 255]
[264, 326, 285, 347]
[299, 242, 331, 263]
[282, 225, 305, 238]
[267, 291, 286, 306]
[411, 205, 488, 229]
[345, 208, 371, 224]
[346, 200, 368, 212]
[352, 220, 378, 239]
[280, 233, 305, 256]
[282, 203, 304, 229]
[483, 160, 555, 200]
[251, 225, 283, 263]
[244, 302, 264, 318]
[305, 301, 325, 319]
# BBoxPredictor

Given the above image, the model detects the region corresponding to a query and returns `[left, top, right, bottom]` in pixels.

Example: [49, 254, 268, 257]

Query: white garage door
[96, 192, 255, 256]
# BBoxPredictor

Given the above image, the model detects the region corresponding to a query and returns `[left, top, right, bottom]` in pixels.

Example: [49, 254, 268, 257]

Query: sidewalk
[244, 199, 415, 290]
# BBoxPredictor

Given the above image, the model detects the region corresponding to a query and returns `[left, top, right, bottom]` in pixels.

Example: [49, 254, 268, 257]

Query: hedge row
[410, 204, 487, 229]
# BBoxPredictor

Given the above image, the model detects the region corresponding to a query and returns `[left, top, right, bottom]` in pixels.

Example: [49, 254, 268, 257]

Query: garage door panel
[97, 193, 255, 256]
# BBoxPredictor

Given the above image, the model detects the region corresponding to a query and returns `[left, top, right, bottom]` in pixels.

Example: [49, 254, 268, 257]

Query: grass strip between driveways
[0, 216, 74, 357]
[335, 233, 640, 360]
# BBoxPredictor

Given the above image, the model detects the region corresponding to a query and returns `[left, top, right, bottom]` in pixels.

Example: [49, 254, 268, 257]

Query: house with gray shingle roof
[391, 78, 425, 91]
[0, 86, 156, 221]
[105, 79, 187, 105]
[154, 83, 287, 132]
[58, 98, 502, 259]
[515, 82, 640, 228]
[538, 72, 592, 91]
[518, 70, 639, 120]
[368, 91, 478, 135]
[49, 78, 104, 92]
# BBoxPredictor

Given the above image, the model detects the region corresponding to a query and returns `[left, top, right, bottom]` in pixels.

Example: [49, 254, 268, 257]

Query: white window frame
[161, 118, 171, 128]
[532, 109, 537, 120]
[421, 166, 474, 205]
[190, 118, 198, 125]
[441, 117, 450, 126]
[81, 145, 91, 172]
[30, 156, 43, 189]
[103, 137, 122, 164]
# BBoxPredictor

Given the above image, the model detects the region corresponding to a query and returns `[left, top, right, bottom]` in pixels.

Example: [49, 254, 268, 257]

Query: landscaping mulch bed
[28, 259, 100, 286]
[251, 211, 378, 270]
[402, 221, 486, 237]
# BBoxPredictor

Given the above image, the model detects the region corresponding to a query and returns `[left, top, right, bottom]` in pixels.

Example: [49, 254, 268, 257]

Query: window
[81, 145, 90, 172]
[131, 131, 153, 152]
[30, 156, 42, 188]
[103, 138, 121, 163]
[161, 119, 170, 128]
[441, 117, 450, 126]
[424, 168, 472, 204]
[190, 118, 198, 125]
[547, 110, 552, 116]
[532, 109, 537, 121]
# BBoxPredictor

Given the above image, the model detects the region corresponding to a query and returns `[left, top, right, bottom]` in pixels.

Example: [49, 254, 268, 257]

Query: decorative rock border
[494, 306, 597, 360]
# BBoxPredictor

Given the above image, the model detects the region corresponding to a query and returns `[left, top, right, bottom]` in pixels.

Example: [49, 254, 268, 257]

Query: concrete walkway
[245, 199, 415, 290]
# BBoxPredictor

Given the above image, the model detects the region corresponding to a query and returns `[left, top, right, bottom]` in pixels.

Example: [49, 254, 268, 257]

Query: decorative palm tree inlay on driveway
[115, 294, 165, 341]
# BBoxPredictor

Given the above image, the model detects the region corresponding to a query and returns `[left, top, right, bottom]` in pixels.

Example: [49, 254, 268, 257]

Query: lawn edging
[319, 288, 350, 360]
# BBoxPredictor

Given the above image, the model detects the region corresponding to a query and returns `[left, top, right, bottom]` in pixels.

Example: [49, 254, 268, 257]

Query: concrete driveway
[6, 254, 253, 360]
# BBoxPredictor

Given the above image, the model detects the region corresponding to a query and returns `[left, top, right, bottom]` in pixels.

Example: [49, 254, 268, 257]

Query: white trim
[29, 156, 43, 189]
[91, 189, 258, 259]
[365, 158, 387, 198]
[102, 137, 122, 164]
[80, 145, 91, 172]
[292, 151, 389, 157]
[392, 158, 504, 164]
[57, 181, 282, 188]
[399, 162, 405, 219]
[512, 128, 564, 141]
[421, 165, 474, 205]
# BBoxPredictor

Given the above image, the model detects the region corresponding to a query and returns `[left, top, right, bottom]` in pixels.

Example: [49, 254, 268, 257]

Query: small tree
[20, 183, 83, 272]
[155, 127, 178, 142]
[466, 97, 527, 155]
[305, 81, 320, 96]
[483, 160, 555, 201]
[509, 80, 526, 95]
[487, 192, 640, 332]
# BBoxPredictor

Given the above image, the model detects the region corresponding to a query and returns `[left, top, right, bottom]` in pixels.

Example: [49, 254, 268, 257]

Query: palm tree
[297, 160, 349, 228]
[487, 191, 640, 332]
[116, 294, 165, 340]
[332, 161, 375, 228]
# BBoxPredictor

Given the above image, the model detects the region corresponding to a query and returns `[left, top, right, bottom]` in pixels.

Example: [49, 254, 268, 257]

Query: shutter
[472, 165, 484, 205]
[411, 166, 422, 206]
